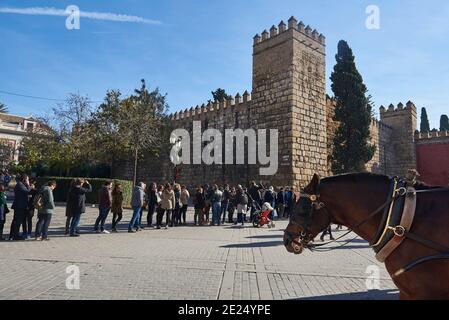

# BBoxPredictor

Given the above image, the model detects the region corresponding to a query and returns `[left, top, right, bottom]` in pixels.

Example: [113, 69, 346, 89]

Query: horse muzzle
[283, 233, 304, 255]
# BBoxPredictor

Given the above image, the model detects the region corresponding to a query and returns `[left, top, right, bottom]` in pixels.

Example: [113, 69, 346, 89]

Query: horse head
[284, 173, 332, 254]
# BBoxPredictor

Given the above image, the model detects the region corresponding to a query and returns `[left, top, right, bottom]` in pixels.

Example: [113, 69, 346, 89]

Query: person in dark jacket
[111, 183, 124, 232]
[65, 179, 76, 235]
[203, 184, 213, 223]
[193, 187, 205, 226]
[173, 184, 182, 226]
[10, 174, 31, 241]
[146, 182, 158, 228]
[234, 185, 248, 226]
[22, 179, 38, 239]
[94, 181, 113, 234]
[248, 181, 263, 221]
[0, 184, 8, 241]
[221, 185, 230, 224]
[284, 187, 293, 218]
[68, 179, 92, 237]
[227, 186, 236, 223]
[276, 188, 286, 219]
[35, 180, 57, 241]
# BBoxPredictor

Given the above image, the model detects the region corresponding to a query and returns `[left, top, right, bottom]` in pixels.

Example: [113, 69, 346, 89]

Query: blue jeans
[94, 207, 111, 231]
[35, 213, 52, 239]
[212, 202, 221, 225]
[129, 207, 142, 230]
[220, 202, 228, 222]
[70, 213, 81, 235]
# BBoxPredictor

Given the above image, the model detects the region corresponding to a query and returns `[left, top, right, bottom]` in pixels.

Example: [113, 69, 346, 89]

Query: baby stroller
[252, 202, 275, 228]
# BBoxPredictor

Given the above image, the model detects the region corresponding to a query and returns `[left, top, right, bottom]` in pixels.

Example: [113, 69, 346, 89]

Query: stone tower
[252, 17, 327, 187]
[379, 101, 417, 177]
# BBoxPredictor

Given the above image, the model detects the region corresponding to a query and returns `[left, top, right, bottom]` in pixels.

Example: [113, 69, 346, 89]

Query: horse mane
[321, 172, 391, 185]
[321, 172, 445, 189]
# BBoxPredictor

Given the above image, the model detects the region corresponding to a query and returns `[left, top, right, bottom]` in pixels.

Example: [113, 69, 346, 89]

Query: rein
[285, 180, 449, 276]
[286, 191, 401, 251]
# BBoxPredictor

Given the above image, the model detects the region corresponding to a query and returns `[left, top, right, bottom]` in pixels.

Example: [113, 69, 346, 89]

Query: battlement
[169, 91, 252, 121]
[253, 16, 325, 52]
[371, 118, 392, 131]
[415, 130, 449, 141]
[379, 101, 417, 117]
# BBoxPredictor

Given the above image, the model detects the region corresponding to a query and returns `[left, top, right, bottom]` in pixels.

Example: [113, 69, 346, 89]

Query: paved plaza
[0, 205, 399, 300]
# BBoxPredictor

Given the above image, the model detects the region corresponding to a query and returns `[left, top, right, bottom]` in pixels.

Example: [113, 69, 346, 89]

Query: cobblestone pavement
[0, 205, 399, 300]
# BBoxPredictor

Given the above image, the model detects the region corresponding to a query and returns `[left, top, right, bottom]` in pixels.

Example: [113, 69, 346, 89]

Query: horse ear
[304, 174, 320, 194]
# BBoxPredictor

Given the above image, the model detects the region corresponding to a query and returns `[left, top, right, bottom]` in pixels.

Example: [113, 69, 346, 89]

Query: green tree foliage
[440, 114, 449, 131]
[210, 88, 231, 103]
[420, 107, 431, 133]
[330, 40, 376, 174]
[16, 81, 170, 180]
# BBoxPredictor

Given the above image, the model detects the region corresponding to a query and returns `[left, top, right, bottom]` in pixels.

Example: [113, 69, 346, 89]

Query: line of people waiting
[0, 175, 302, 240]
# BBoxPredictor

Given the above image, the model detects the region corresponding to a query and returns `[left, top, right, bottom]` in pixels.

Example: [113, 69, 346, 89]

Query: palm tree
[0, 102, 7, 113]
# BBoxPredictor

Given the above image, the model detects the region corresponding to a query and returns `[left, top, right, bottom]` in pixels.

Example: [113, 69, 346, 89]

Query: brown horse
[284, 173, 449, 300]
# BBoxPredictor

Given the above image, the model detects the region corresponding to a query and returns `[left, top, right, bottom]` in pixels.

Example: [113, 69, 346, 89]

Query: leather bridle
[284, 179, 405, 252]
[284, 178, 449, 277]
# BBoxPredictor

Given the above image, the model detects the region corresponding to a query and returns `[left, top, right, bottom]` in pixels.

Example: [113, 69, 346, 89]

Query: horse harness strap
[370, 177, 407, 252]
[288, 177, 449, 277]
[375, 186, 417, 262]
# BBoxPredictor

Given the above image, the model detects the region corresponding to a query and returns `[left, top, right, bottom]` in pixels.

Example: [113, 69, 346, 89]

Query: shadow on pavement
[220, 240, 284, 248]
[246, 234, 284, 239]
[294, 289, 399, 300]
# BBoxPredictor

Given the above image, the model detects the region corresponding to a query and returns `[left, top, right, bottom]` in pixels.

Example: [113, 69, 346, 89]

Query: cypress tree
[330, 40, 376, 174]
[440, 115, 449, 131]
[420, 108, 430, 133]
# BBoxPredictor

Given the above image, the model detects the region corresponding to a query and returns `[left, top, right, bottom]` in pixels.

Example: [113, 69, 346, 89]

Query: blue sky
[0, 0, 448, 129]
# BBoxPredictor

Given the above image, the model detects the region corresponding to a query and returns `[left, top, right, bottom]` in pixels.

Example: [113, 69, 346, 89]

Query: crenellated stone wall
[379, 102, 417, 177]
[114, 16, 426, 188]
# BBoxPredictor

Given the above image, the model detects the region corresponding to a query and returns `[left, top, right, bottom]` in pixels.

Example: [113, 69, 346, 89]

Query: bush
[35, 177, 133, 208]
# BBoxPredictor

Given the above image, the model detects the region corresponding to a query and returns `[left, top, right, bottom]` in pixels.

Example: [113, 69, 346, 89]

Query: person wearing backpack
[35, 180, 57, 241]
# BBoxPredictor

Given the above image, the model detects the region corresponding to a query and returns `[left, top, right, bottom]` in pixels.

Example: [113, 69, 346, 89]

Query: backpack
[33, 192, 45, 210]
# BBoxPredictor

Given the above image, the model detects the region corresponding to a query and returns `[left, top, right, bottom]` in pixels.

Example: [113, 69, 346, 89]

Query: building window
[26, 122, 34, 130]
